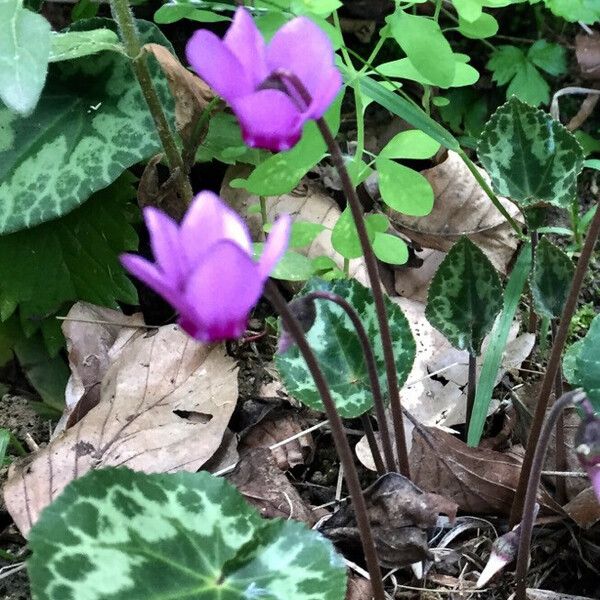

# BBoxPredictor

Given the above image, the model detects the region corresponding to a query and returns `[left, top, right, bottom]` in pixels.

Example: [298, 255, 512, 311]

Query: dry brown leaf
[409, 425, 563, 516]
[241, 410, 315, 470]
[390, 151, 523, 274]
[345, 574, 372, 600]
[220, 166, 368, 285]
[526, 590, 597, 600]
[58, 302, 145, 435]
[576, 33, 600, 80]
[226, 448, 315, 525]
[4, 324, 237, 536]
[144, 43, 213, 139]
[563, 487, 600, 529]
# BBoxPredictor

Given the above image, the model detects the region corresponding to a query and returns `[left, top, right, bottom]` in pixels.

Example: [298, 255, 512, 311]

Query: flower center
[257, 69, 311, 112]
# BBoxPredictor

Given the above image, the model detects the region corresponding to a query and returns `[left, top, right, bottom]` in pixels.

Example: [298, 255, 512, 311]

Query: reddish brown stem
[551, 320, 567, 504]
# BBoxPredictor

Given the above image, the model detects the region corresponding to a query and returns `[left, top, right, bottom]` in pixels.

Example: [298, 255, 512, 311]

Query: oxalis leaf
[425, 236, 503, 355]
[0, 0, 51, 116]
[530, 236, 574, 320]
[276, 277, 416, 418]
[0, 173, 138, 334]
[27, 468, 347, 600]
[477, 97, 584, 210]
[0, 18, 174, 234]
[575, 314, 600, 412]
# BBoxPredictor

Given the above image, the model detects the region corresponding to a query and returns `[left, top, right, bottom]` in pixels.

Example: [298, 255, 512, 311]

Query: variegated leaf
[477, 97, 583, 209]
[276, 278, 416, 418]
[576, 314, 600, 412]
[28, 468, 346, 600]
[425, 236, 503, 355]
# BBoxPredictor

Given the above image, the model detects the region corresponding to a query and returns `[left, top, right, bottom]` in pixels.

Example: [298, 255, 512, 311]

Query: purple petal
[120, 254, 180, 307]
[143, 207, 186, 285]
[186, 30, 252, 104]
[224, 8, 268, 88]
[258, 213, 291, 279]
[231, 89, 303, 151]
[180, 191, 253, 267]
[180, 241, 264, 342]
[266, 16, 341, 117]
[587, 464, 600, 503]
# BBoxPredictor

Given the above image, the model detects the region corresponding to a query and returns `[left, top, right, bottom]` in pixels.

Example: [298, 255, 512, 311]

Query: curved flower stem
[361, 415, 386, 476]
[316, 118, 410, 477]
[306, 290, 395, 473]
[466, 352, 477, 429]
[109, 0, 193, 205]
[510, 199, 600, 526]
[551, 320, 567, 504]
[514, 390, 586, 600]
[265, 280, 386, 600]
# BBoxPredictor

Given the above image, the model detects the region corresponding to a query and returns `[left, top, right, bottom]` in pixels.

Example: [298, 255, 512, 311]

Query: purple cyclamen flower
[121, 192, 290, 343]
[185, 7, 342, 152]
[575, 413, 600, 503]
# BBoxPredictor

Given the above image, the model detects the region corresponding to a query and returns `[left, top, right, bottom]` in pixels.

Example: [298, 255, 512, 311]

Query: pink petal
[180, 191, 253, 267]
[231, 89, 303, 152]
[143, 207, 186, 285]
[224, 8, 268, 88]
[266, 16, 341, 118]
[587, 464, 600, 503]
[120, 254, 179, 307]
[186, 30, 252, 104]
[181, 241, 264, 342]
[258, 213, 291, 279]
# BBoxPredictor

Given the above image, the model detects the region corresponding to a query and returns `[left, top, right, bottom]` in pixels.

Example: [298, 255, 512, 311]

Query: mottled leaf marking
[28, 469, 347, 600]
[576, 315, 600, 413]
[477, 97, 583, 209]
[425, 236, 503, 355]
[276, 278, 416, 418]
[530, 236, 574, 319]
[0, 18, 174, 234]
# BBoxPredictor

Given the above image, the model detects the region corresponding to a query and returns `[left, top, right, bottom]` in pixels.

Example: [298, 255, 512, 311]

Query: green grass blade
[467, 243, 532, 446]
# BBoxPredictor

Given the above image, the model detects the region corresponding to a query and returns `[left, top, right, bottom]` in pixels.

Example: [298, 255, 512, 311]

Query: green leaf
[458, 12, 499, 38]
[527, 40, 567, 76]
[379, 130, 440, 159]
[154, 4, 230, 24]
[49, 29, 124, 62]
[506, 61, 550, 107]
[373, 233, 408, 265]
[291, 0, 342, 15]
[254, 244, 315, 281]
[453, 0, 484, 21]
[487, 45, 525, 86]
[0, 428, 9, 465]
[389, 11, 455, 88]
[351, 72, 460, 151]
[0, 18, 174, 234]
[287, 221, 327, 248]
[426, 236, 503, 355]
[530, 237, 574, 319]
[376, 158, 434, 216]
[0, 174, 138, 329]
[477, 97, 584, 209]
[575, 314, 600, 411]
[467, 242, 531, 445]
[331, 206, 364, 260]
[28, 468, 347, 600]
[276, 278, 416, 417]
[0, 0, 51, 115]
[563, 339, 584, 386]
[543, 0, 600, 23]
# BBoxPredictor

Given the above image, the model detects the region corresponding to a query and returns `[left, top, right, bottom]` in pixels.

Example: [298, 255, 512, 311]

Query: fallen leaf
[221, 166, 368, 285]
[409, 425, 563, 515]
[4, 324, 237, 536]
[526, 590, 597, 600]
[144, 43, 213, 139]
[202, 428, 239, 475]
[576, 33, 600, 80]
[226, 448, 315, 525]
[563, 487, 600, 529]
[389, 151, 523, 274]
[58, 302, 144, 435]
[345, 574, 372, 600]
[320, 473, 457, 568]
[394, 248, 445, 302]
[241, 410, 315, 470]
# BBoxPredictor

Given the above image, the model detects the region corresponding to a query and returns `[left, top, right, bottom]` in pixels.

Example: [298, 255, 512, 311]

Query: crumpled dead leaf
[576, 33, 600, 80]
[241, 410, 315, 470]
[345, 574, 372, 600]
[220, 166, 368, 285]
[409, 425, 563, 515]
[226, 448, 315, 525]
[390, 151, 523, 274]
[320, 473, 457, 568]
[563, 486, 600, 529]
[58, 302, 145, 435]
[526, 590, 597, 600]
[4, 324, 237, 536]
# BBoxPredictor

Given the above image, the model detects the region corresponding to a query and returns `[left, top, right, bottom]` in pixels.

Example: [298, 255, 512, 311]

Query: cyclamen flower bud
[575, 413, 600, 503]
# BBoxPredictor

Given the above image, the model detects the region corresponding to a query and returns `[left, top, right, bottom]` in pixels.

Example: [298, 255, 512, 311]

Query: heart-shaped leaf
[276, 278, 416, 418]
[0, 0, 51, 116]
[0, 18, 174, 234]
[530, 236, 574, 319]
[575, 314, 600, 412]
[477, 97, 584, 209]
[425, 236, 503, 355]
[27, 468, 347, 600]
